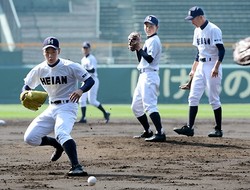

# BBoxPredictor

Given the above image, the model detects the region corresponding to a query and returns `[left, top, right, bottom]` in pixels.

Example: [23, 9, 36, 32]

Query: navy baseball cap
[144, 15, 158, 26]
[83, 41, 91, 48]
[185, 6, 204, 20]
[42, 36, 59, 50]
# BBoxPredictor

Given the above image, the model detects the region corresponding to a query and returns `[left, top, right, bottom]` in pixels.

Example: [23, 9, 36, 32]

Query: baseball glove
[128, 32, 141, 51]
[233, 37, 250, 66]
[179, 76, 193, 90]
[20, 90, 48, 111]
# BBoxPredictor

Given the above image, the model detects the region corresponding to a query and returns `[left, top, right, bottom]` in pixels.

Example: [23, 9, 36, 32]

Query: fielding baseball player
[22, 36, 95, 176]
[78, 42, 110, 124]
[130, 15, 166, 142]
[174, 6, 225, 137]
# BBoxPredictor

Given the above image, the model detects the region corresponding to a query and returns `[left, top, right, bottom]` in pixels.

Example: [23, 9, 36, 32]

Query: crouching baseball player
[22, 36, 95, 176]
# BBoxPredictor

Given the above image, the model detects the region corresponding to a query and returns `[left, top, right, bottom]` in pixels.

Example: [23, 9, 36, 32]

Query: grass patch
[0, 104, 249, 120]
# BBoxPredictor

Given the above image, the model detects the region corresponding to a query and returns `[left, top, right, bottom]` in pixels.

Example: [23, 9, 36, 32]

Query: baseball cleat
[104, 112, 110, 123]
[145, 133, 166, 142]
[67, 164, 88, 176]
[133, 131, 153, 139]
[78, 118, 87, 124]
[173, 125, 194, 137]
[208, 129, 223, 137]
[51, 146, 64, 162]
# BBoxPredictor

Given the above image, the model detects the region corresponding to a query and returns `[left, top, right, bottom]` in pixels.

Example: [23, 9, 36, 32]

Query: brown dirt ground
[1, 118, 250, 190]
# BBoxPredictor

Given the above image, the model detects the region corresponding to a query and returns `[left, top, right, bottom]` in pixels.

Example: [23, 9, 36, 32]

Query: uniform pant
[131, 71, 159, 117]
[79, 76, 100, 107]
[189, 61, 222, 110]
[24, 102, 78, 146]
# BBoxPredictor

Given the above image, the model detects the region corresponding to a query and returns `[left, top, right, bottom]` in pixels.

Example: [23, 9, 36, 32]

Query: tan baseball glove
[128, 32, 141, 51]
[233, 37, 250, 66]
[20, 90, 48, 111]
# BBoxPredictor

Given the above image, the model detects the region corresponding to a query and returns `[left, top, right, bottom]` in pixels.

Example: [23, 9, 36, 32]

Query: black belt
[199, 58, 211, 62]
[50, 100, 69, 104]
[139, 68, 157, 73]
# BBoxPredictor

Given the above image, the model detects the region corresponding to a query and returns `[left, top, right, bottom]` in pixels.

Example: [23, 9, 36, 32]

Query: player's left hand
[20, 90, 48, 111]
[128, 32, 141, 51]
[69, 89, 83, 103]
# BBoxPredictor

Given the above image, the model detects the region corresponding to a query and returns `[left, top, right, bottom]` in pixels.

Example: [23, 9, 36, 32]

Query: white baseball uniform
[79, 54, 100, 107]
[131, 34, 162, 117]
[189, 21, 223, 110]
[23, 58, 91, 146]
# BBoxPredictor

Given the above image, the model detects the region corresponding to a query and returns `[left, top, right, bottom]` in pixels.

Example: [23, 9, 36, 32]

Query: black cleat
[67, 164, 88, 176]
[208, 129, 223, 137]
[51, 146, 64, 162]
[104, 112, 110, 123]
[133, 131, 153, 139]
[173, 125, 194, 137]
[78, 118, 87, 124]
[145, 133, 166, 142]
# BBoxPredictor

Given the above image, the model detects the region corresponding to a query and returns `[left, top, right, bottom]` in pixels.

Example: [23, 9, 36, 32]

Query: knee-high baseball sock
[189, 106, 198, 128]
[63, 139, 79, 167]
[149, 112, 163, 134]
[40, 136, 62, 149]
[137, 114, 151, 133]
[213, 107, 222, 130]
[80, 107, 86, 120]
[97, 104, 107, 115]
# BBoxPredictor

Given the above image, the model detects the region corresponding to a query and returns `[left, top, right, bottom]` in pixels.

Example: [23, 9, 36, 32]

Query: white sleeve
[211, 28, 223, 45]
[192, 29, 198, 47]
[72, 63, 91, 82]
[23, 68, 41, 89]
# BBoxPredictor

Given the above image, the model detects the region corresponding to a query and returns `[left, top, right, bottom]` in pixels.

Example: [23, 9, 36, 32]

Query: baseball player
[131, 15, 166, 142]
[78, 42, 110, 124]
[22, 36, 95, 176]
[174, 6, 225, 137]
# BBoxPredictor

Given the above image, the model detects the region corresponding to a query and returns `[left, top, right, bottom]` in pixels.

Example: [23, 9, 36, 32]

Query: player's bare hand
[211, 67, 219, 78]
[69, 89, 83, 103]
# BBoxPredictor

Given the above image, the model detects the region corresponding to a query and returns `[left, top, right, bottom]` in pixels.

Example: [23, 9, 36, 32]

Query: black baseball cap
[83, 41, 91, 48]
[185, 6, 204, 20]
[42, 36, 59, 50]
[144, 15, 158, 26]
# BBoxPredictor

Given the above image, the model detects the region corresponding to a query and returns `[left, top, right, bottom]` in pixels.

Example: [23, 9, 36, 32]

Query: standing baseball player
[22, 36, 95, 176]
[173, 6, 225, 137]
[131, 15, 166, 142]
[78, 42, 110, 124]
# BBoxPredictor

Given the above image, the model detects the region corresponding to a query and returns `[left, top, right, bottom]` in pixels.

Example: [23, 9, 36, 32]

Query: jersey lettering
[82, 73, 88, 78]
[197, 37, 210, 45]
[40, 76, 67, 85]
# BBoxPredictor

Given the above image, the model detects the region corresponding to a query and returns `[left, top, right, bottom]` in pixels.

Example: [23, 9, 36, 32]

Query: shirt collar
[48, 59, 60, 67]
[200, 20, 208, 30]
[147, 33, 157, 39]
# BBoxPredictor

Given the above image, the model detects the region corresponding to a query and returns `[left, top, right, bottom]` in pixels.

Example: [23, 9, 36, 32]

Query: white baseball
[87, 176, 97, 186]
[0, 120, 6, 126]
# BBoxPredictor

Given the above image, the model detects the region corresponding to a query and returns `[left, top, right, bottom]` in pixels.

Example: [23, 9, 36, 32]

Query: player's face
[191, 16, 204, 27]
[144, 23, 158, 36]
[43, 47, 60, 64]
[82, 47, 90, 55]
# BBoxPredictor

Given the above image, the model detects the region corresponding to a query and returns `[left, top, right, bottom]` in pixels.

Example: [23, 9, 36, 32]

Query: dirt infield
[1, 118, 250, 190]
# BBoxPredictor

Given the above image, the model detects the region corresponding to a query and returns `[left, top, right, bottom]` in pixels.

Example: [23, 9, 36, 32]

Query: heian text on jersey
[40, 76, 67, 85]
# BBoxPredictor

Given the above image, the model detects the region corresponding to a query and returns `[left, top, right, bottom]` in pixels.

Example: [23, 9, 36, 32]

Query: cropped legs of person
[79, 77, 110, 123]
[207, 74, 223, 137]
[174, 64, 223, 137]
[24, 104, 88, 176]
[132, 72, 165, 142]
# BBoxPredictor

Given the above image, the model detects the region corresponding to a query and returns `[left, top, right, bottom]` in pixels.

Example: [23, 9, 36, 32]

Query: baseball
[0, 120, 6, 126]
[87, 176, 97, 186]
